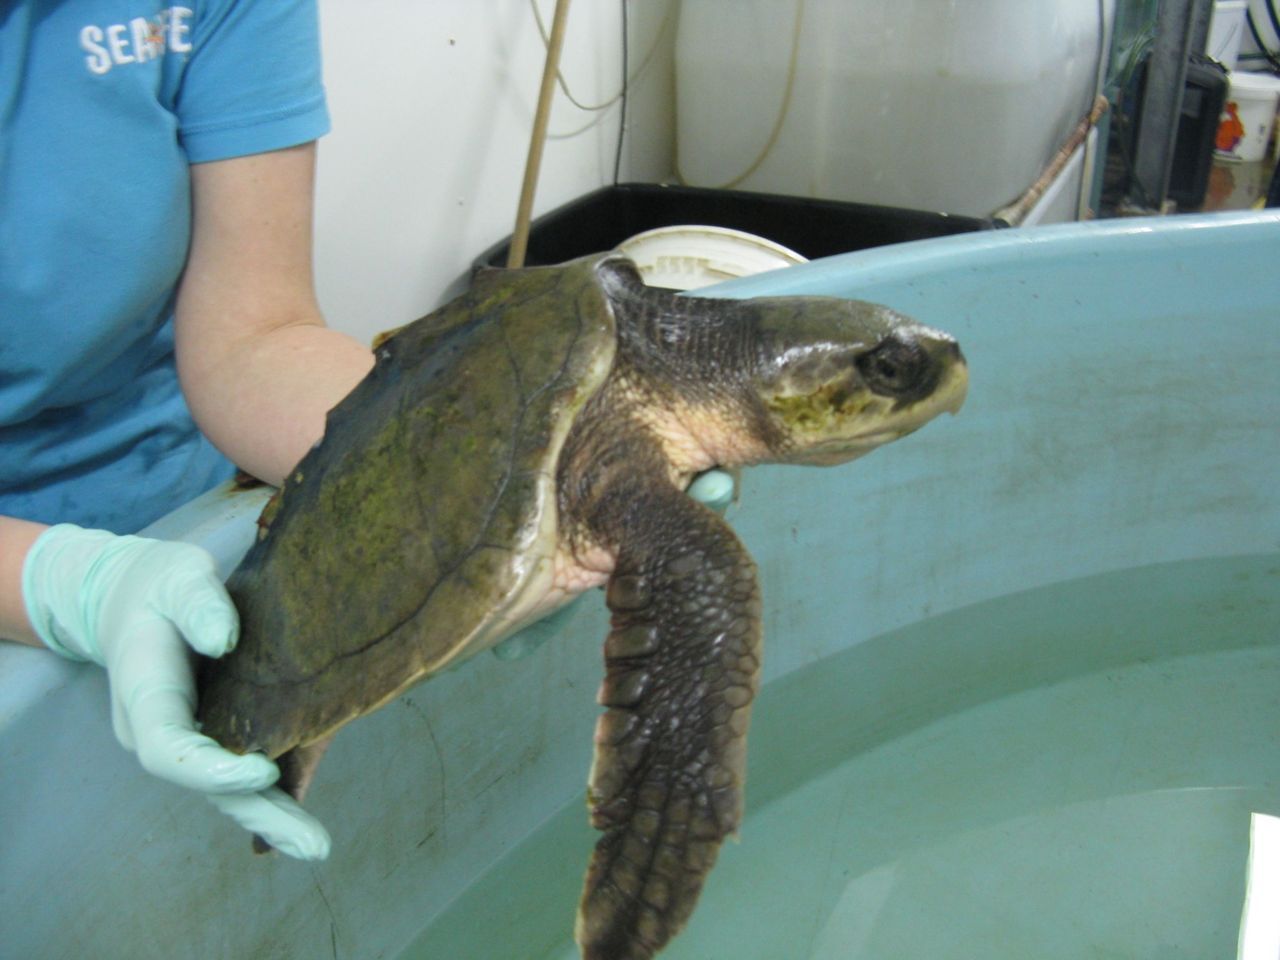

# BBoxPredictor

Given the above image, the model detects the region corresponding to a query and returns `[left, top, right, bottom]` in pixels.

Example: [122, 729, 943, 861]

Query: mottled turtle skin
[197, 254, 967, 960]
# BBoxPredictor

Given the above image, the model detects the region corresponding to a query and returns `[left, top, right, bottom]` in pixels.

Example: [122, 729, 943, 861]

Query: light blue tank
[2, 210, 1277, 959]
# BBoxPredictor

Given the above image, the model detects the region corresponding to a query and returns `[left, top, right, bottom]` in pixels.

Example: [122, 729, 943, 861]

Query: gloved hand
[492, 467, 738, 660]
[685, 467, 737, 515]
[22, 524, 330, 860]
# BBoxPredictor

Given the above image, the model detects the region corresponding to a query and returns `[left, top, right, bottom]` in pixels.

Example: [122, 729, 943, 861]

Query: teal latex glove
[492, 467, 738, 660]
[22, 524, 330, 860]
[685, 467, 737, 515]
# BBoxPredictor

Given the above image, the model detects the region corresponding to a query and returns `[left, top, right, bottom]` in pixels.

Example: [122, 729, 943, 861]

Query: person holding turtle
[0, 0, 735, 862]
[0, 0, 375, 859]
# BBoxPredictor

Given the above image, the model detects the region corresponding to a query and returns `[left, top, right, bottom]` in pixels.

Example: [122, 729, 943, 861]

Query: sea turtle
[197, 253, 967, 960]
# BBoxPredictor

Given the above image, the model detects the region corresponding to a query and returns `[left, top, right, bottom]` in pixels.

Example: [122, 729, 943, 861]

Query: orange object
[1216, 101, 1245, 152]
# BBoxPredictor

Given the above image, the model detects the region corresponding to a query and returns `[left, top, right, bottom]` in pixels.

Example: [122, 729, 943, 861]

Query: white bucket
[1215, 70, 1280, 163]
[617, 225, 807, 291]
[1207, 1, 1247, 70]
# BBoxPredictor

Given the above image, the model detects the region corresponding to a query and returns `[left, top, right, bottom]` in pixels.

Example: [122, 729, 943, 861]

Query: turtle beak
[903, 329, 968, 418]
[938, 346, 969, 416]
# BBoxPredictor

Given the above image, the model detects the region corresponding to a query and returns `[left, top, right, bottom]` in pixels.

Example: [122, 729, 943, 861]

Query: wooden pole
[507, 0, 572, 269]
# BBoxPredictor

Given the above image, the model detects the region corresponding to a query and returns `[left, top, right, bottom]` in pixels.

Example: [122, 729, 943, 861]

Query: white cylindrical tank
[675, 0, 1111, 217]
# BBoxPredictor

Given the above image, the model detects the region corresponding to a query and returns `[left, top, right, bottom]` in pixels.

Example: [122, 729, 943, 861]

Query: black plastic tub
[474, 183, 995, 270]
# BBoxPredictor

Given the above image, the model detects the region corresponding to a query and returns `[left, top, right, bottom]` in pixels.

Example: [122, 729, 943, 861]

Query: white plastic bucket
[617, 225, 807, 291]
[1216, 70, 1280, 163]
[1208, 1, 1247, 70]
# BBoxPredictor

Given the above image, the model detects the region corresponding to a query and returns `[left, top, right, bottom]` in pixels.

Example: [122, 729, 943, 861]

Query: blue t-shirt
[0, 1, 330, 534]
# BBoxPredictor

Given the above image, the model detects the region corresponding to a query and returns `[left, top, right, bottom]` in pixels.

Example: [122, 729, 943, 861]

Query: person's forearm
[0, 515, 49, 645]
[178, 319, 373, 487]
[174, 145, 375, 487]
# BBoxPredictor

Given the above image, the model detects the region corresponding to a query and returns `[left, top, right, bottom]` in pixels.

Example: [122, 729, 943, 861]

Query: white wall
[313, 0, 678, 346]
[673, 0, 1112, 219]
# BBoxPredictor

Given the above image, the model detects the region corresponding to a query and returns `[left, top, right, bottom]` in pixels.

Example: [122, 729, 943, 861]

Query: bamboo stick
[507, 0, 573, 268]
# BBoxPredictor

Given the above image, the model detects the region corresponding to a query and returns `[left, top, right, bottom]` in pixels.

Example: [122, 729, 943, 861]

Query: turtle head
[594, 257, 966, 472]
[745, 297, 968, 466]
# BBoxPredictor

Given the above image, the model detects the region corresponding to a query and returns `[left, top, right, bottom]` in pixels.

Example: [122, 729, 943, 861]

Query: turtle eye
[855, 335, 928, 398]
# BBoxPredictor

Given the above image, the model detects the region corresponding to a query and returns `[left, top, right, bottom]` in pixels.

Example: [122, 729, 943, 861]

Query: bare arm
[0, 517, 47, 645]
[175, 142, 373, 487]
[3, 142, 372, 647]
[0, 142, 355, 855]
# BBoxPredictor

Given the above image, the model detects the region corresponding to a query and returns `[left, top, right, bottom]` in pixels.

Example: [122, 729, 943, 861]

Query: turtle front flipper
[576, 488, 762, 960]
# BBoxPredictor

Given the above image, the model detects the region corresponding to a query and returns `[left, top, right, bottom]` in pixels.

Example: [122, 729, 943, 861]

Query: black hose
[1246, 5, 1280, 72]
[1266, 0, 1280, 49]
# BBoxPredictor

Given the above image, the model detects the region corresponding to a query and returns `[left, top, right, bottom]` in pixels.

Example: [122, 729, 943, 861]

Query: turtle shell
[197, 256, 622, 757]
